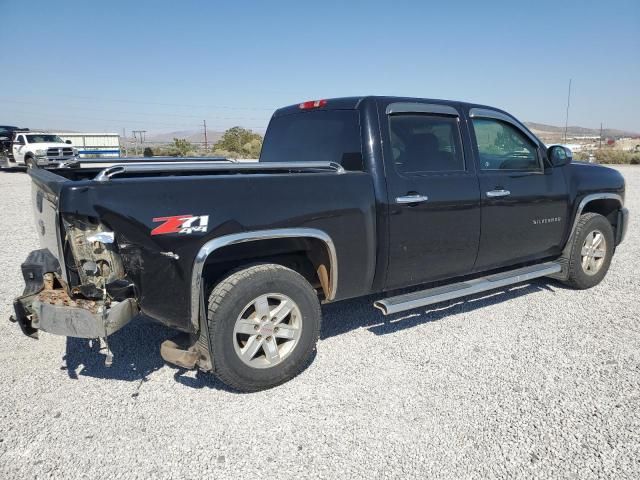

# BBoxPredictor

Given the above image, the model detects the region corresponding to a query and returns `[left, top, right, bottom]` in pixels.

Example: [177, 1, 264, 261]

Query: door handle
[396, 194, 429, 204]
[486, 189, 511, 198]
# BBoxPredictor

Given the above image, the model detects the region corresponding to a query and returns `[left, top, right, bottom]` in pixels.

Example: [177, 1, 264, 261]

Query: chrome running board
[374, 261, 561, 316]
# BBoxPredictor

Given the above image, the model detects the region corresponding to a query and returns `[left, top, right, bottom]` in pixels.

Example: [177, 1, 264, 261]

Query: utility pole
[599, 122, 603, 149]
[132, 130, 146, 156]
[203, 120, 208, 150]
[563, 78, 572, 144]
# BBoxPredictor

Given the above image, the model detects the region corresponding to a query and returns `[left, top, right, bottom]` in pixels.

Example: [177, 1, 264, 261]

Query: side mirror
[65, 140, 72, 144]
[547, 145, 572, 167]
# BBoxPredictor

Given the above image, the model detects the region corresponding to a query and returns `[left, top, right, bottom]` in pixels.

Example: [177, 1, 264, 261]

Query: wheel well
[581, 198, 621, 230]
[201, 237, 333, 300]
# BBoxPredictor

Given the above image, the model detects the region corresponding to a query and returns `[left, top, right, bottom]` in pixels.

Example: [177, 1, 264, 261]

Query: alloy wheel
[232, 293, 302, 369]
[580, 230, 607, 276]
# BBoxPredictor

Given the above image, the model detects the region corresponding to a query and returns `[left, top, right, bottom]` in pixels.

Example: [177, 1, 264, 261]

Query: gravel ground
[0, 167, 638, 479]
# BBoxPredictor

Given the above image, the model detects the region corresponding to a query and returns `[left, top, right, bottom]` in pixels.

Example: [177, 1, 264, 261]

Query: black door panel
[475, 171, 568, 270]
[469, 113, 569, 270]
[380, 101, 481, 290]
[386, 174, 481, 288]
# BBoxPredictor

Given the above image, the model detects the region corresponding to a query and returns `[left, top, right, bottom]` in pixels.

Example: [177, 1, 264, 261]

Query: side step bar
[374, 262, 561, 316]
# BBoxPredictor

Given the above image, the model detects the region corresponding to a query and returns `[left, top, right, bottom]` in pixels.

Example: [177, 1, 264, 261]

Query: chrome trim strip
[386, 102, 459, 116]
[190, 228, 338, 330]
[65, 156, 234, 168]
[562, 193, 624, 256]
[94, 161, 345, 182]
[468, 107, 539, 145]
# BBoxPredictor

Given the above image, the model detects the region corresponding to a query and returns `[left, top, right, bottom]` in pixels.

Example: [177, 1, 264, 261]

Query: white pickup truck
[2, 131, 78, 169]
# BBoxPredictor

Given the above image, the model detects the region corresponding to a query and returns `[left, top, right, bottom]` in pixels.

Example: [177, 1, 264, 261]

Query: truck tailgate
[29, 169, 69, 271]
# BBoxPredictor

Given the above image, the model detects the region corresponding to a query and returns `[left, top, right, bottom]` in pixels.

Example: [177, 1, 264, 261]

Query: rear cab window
[260, 110, 363, 170]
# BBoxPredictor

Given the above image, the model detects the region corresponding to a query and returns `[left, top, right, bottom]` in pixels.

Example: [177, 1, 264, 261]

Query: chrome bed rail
[93, 161, 345, 182]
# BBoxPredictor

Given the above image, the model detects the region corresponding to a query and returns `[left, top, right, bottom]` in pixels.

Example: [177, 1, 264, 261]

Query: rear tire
[208, 264, 321, 392]
[563, 212, 614, 289]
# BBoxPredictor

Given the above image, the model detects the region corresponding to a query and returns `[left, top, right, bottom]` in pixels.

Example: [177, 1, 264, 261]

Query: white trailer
[52, 132, 121, 158]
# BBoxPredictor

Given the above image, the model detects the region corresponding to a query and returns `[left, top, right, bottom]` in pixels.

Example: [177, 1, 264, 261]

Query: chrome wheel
[232, 293, 302, 369]
[580, 229, 607, 276]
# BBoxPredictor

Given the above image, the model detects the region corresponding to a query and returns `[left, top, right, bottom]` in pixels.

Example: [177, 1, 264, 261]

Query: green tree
[143, 146, 154, 157]
[172, 138, 193, 157]
[213, 127, 263, 158]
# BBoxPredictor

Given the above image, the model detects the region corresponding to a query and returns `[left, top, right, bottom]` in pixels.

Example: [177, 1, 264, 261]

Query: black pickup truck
[12, 96, 628, 391]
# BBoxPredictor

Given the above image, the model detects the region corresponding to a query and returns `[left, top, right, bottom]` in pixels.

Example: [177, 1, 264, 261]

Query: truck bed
[29, 160, 377, 331]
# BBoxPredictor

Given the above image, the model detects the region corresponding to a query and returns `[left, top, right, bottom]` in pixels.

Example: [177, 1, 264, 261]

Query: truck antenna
[563, 79, 572, 143]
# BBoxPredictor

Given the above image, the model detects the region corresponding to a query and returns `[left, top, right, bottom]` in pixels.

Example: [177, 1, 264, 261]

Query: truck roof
[272, 96, 499, 117]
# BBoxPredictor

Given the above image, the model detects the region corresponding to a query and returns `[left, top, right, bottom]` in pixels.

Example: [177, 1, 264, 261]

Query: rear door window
[260, 110, 362, 170]
[388, 114, 465, 174]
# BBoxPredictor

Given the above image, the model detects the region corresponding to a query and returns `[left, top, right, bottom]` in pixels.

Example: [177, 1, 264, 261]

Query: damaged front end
[12, 215, 139, 358]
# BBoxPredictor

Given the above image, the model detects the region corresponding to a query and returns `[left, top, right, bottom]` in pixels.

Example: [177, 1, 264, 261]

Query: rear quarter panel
[58, 171, 377, 331]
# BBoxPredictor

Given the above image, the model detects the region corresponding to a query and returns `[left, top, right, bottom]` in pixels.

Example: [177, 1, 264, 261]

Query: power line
[0, 106, 267, 130]
[3, 94, 276, 111]
[0, 99, 270, 121]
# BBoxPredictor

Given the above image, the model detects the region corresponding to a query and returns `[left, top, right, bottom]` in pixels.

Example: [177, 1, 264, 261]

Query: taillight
[298, 99, 327, 109]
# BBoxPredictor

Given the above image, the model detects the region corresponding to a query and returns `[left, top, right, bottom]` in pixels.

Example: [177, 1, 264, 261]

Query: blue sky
[1, 0, 638, 133]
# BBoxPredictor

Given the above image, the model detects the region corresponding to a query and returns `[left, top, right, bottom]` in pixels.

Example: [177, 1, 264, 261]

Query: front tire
[208, 264, 321, 392]
[563, 212, 614, 289]
[25, 156, 36, 169]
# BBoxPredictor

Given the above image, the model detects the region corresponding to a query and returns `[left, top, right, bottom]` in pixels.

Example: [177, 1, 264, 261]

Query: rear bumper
[12, 249, 138, 339]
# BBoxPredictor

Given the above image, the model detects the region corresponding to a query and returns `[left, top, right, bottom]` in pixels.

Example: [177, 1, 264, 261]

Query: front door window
[472, 118, 540, 171]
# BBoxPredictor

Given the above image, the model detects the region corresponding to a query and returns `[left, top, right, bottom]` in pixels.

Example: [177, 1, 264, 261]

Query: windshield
[26, 134, 65, 144]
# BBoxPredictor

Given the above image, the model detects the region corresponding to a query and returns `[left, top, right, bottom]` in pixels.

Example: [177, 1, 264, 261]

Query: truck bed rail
[94, 161, 345, 182]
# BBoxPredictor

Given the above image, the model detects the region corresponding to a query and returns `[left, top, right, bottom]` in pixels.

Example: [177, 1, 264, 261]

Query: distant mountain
[32, 122, 640, 144]
[146, 123, 637, 145]
[525, 122, 639, 139]
[144, 130, 224, 145]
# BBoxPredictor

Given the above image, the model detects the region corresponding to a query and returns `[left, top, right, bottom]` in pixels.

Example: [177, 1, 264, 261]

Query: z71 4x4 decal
[151, 214, 210, 236]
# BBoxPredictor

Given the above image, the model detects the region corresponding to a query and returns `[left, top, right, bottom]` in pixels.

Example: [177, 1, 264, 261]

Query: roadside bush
[213, 127, 263, 158]
[574, 149, 640, 165]
[211, 149, 241, 159]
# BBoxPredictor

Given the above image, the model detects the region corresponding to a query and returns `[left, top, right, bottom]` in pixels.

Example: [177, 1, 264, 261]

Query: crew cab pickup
[7, 131, 78, 169]
[12, 96, 629, 392]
